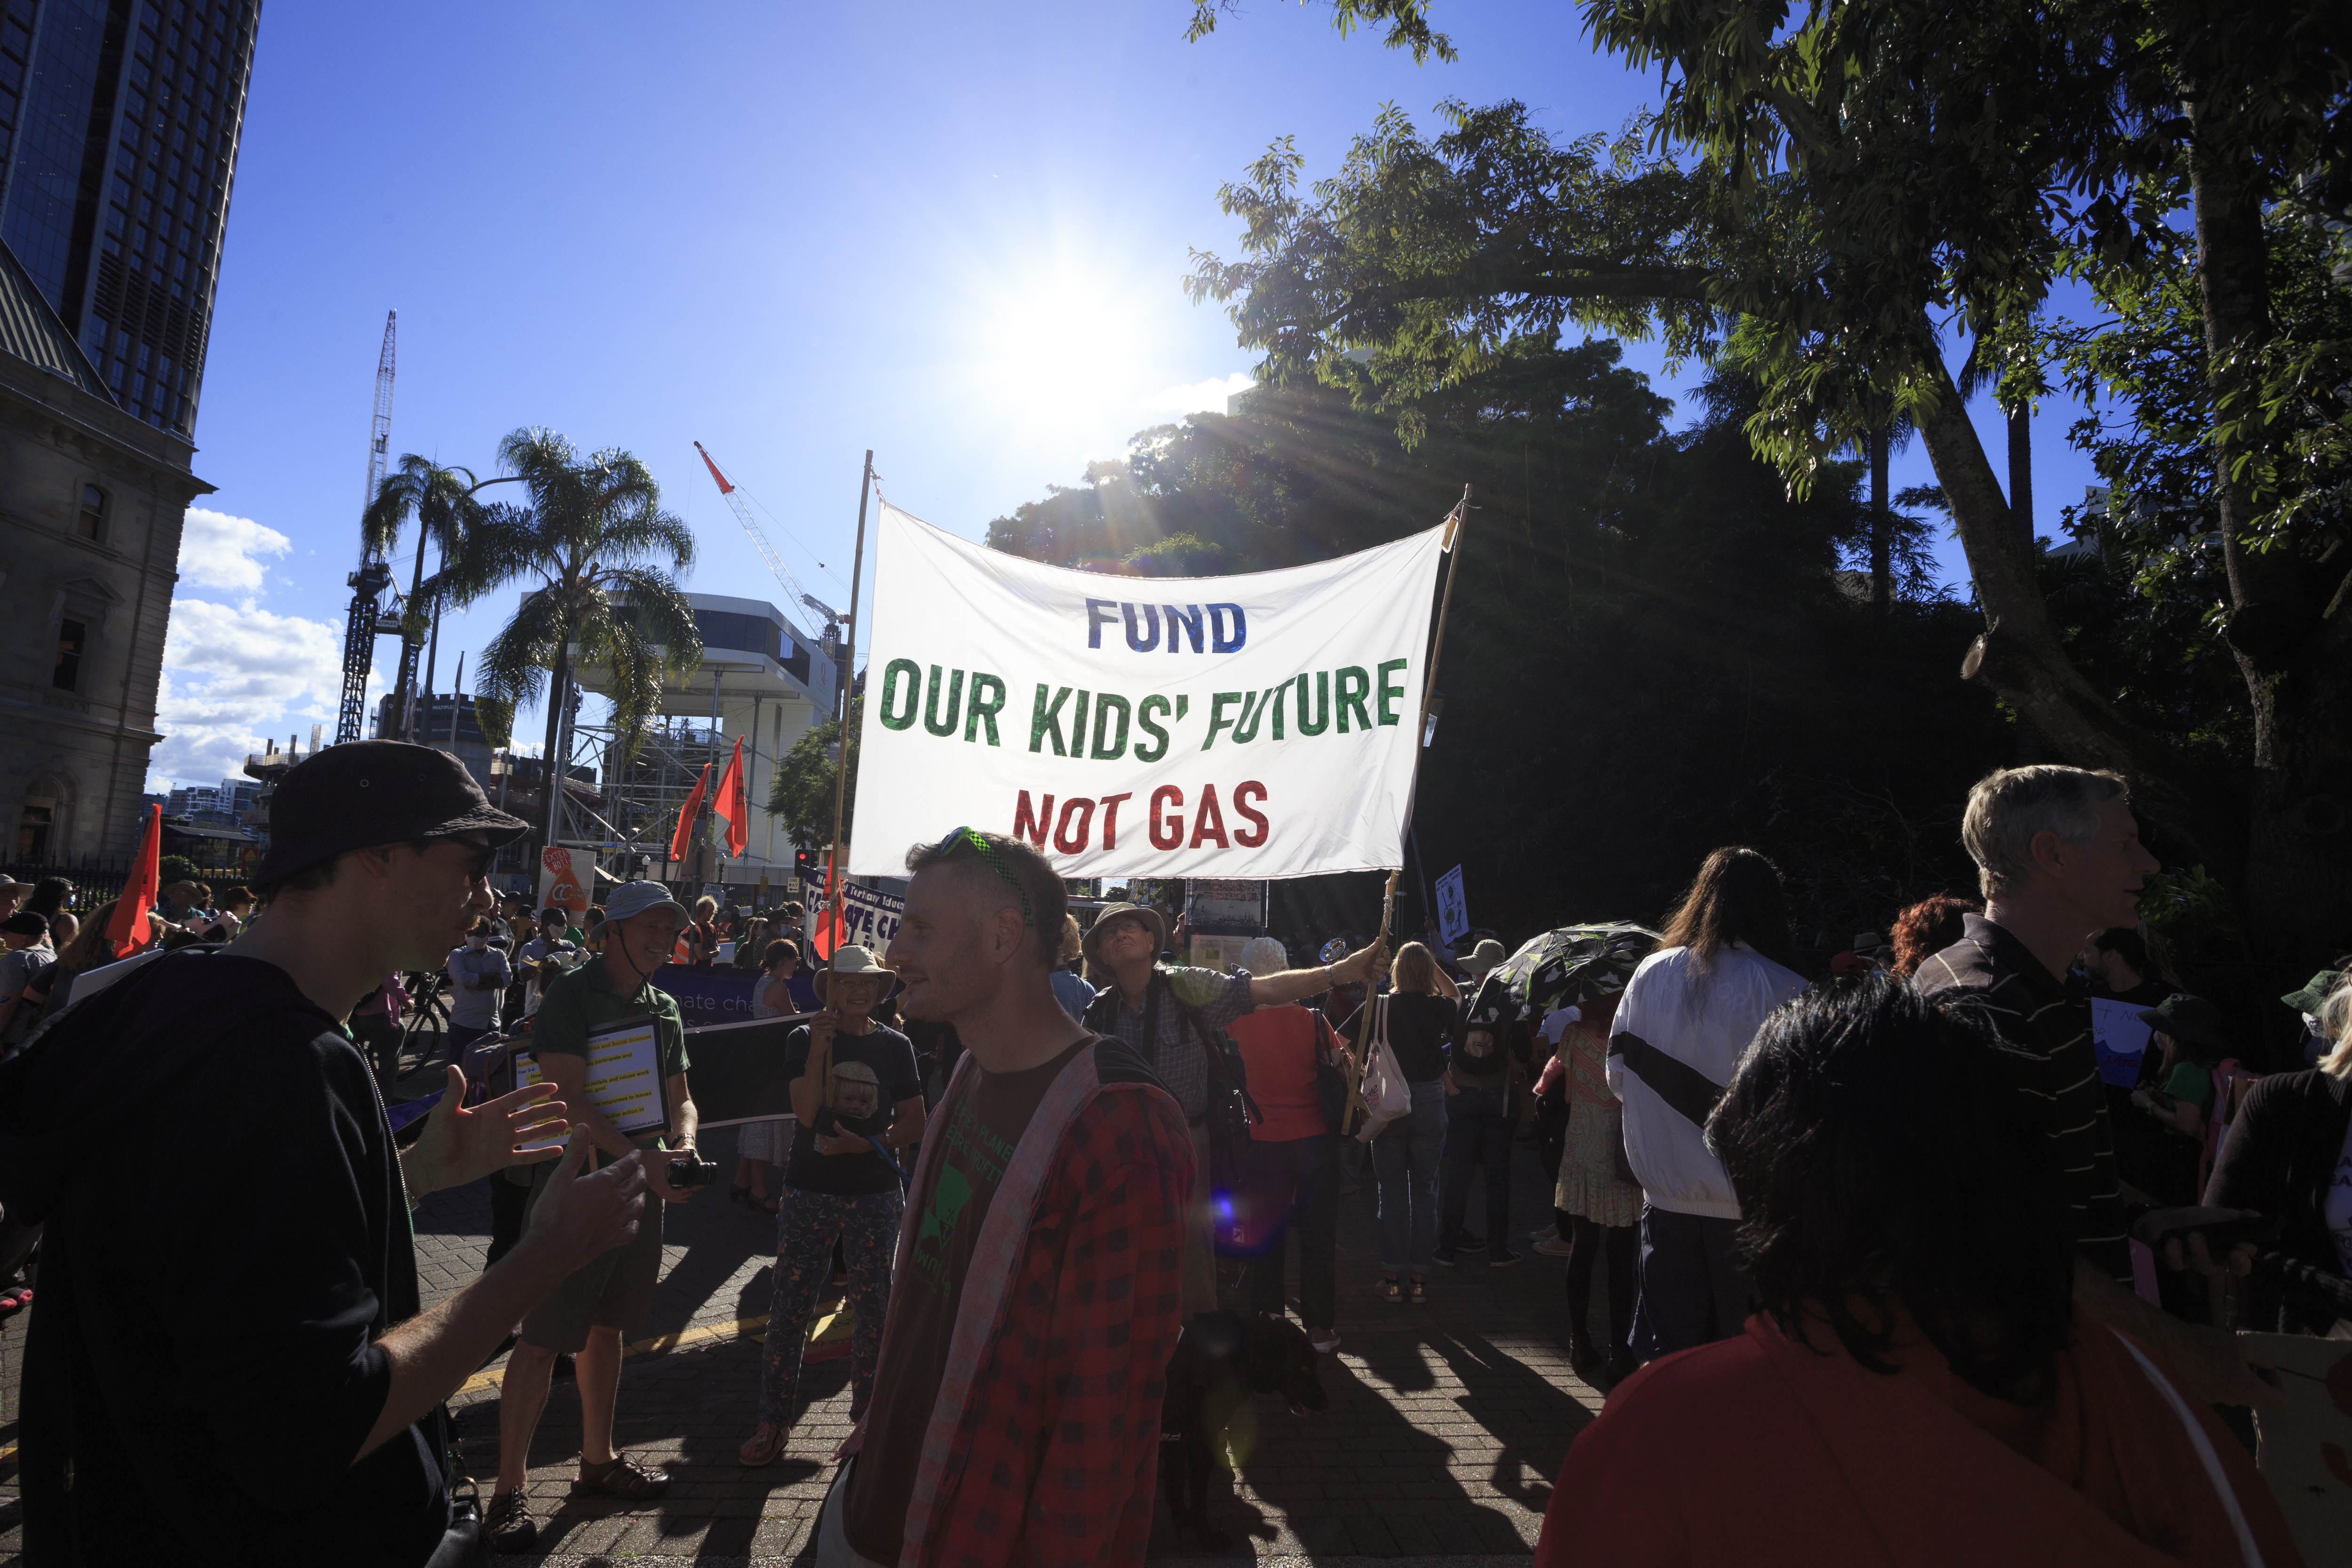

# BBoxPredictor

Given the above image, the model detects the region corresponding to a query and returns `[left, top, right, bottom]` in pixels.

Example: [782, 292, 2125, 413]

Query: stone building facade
[0, 238, 209, 863]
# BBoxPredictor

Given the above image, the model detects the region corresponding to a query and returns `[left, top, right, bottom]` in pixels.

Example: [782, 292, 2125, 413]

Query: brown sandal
[738, 1421, 789, 1466]
[573, 1453, 671, 1499]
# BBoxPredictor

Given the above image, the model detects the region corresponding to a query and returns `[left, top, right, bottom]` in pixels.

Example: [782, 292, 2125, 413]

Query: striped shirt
[1913, 914, 2131, 1282]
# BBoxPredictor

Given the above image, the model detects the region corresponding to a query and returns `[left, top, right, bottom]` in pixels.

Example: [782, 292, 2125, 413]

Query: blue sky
[151, 0, 2098, 790]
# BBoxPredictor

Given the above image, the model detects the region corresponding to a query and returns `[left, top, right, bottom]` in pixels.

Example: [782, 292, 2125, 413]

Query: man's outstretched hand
[403, 1065, 571, 1196]
[525, 1126, 647, 1271]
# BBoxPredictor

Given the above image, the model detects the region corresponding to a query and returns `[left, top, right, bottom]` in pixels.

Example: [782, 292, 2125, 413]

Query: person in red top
[822, 828, 1192, 1568]
[1537, 977, 2302, 1568]
[1227, 935, 1349, 1354]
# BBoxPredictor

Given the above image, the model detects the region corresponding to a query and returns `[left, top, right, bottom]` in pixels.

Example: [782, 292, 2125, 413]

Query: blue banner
[651, 964, 762, 1029]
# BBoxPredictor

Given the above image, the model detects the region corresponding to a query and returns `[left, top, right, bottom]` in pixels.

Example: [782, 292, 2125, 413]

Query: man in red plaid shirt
[824, 828, 1192, 1568]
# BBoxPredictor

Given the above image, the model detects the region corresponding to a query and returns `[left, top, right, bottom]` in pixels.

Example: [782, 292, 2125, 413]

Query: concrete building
[572, 591, 842, 889]
[0, 0, 260, 865]
[0, 238, 211, 862]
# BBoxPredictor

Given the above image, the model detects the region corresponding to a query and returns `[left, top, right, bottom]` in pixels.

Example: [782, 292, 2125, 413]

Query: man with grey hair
[1914, 765, 2275, 1409]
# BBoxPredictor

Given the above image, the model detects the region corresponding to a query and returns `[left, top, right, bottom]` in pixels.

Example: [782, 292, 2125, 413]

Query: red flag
[713, 739, 748, 859]
[110, 804, 162, 957]
[669, 762, 710, 864]
[810, 848, 847, 960]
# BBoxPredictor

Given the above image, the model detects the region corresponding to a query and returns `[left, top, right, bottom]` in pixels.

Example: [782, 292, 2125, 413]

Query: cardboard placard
[515, 1014, 669, 1147]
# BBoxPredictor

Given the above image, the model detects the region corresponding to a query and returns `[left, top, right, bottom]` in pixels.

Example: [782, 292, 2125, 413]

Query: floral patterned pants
[756, 1186, 903, 1427]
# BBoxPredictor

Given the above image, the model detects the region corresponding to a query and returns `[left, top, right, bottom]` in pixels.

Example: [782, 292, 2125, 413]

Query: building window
[16, 799, 53, 860]
[53, 618, 87, 690]
[78, 485, 106, 541]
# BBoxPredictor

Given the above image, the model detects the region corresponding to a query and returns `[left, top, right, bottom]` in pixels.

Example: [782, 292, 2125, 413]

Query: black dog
[1160, 1310, 1329, 1548]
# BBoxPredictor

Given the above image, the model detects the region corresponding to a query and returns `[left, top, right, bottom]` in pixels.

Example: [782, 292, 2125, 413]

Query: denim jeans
[757, 1186, 904, 1425]
[1372, 1079, 1447, 1272]
[1437, 1083, 1513, 1251]
[1239, 1134, 1340, 1330]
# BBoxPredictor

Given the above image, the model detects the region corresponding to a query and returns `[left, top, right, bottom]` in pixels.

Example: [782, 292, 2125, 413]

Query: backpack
[1082, 970, 1260, 1147]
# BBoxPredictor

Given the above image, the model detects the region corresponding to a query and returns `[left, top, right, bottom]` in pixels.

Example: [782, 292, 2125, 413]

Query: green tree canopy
[1180, 1, 2352, 979]
[766, 693, 861, 855]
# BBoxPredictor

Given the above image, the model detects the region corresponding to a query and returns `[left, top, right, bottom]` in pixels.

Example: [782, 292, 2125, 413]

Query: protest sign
[849, 501, 1446, 878]
[516, 1015, 669, 1145]
[840, 883, 903, 952]
[57, 947, 165, 1008]
[2091, 996, 2154, 1088]
[1434, 864, 1469, 945]
[650, 963, 760, 1029]
[537, 846, 595, 919]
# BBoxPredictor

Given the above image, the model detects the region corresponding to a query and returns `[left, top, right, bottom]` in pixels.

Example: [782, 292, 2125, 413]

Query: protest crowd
[0, 740, 2344, 1566]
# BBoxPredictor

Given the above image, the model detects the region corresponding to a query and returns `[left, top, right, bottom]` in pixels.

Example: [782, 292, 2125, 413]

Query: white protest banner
[1434, 864, 1469, 945]
[849, 502, 1446, 877]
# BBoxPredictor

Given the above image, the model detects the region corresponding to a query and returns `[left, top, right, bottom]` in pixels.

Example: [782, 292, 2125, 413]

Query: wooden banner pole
[1339, 486, 1470, 1135]
[815, 449, 874, 1097]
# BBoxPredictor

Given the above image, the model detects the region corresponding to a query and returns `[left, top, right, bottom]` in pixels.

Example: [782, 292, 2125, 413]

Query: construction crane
[693, 441, 828, 644]
[334, 311, 401, 744]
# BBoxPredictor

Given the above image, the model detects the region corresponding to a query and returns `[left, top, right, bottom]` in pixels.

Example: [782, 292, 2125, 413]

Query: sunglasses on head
[929, 826, 1034, 930]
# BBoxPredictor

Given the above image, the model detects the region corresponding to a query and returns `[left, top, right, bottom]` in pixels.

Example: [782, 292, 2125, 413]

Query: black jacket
[0, 950, 449, 1565]
[2203, 1066, 2352, 1333]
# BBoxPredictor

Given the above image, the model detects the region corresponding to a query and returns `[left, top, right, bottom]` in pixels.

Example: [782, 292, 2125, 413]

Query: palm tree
[361, 457, 500, 737]
[427, 428, 703, 853]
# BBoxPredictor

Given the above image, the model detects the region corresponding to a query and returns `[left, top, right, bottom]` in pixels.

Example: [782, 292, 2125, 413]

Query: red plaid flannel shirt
[926, 1082, 1193, 1568]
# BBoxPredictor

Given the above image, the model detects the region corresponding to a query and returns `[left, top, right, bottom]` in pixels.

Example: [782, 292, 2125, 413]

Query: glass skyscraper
[0, 0, 257, 438]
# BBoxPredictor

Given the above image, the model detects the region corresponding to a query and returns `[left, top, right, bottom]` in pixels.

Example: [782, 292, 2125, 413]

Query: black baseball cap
[255, 740, 531, 885]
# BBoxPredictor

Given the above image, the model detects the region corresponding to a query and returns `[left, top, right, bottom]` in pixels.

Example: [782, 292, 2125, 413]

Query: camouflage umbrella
[1462, 923, 1660, 1033]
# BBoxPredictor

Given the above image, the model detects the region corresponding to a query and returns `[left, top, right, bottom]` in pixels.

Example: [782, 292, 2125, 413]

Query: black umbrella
[1463, 923, 1660, 1030]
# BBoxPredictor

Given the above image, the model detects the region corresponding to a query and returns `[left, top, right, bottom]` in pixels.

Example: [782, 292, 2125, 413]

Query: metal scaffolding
[547, 713, 735, 887]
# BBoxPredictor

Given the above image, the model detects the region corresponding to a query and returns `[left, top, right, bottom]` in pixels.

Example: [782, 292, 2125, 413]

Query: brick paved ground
[0, 1066, 1615, 1565]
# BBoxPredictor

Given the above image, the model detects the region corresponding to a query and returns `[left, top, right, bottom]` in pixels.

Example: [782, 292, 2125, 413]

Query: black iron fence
[1, 855, 253, 913]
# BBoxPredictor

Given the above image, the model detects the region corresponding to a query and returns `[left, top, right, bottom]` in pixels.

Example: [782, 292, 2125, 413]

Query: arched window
[77, 484, 106, 541]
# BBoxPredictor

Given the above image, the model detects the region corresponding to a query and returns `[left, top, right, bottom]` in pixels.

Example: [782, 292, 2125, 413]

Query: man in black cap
[0, 740, 651, 1565]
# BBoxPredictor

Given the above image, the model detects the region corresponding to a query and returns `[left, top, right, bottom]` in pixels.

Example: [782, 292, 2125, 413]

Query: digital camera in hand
[667, 1154, 719, 1188]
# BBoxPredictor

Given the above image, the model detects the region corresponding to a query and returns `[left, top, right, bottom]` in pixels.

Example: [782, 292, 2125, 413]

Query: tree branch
[1913, 351, 2243, 877]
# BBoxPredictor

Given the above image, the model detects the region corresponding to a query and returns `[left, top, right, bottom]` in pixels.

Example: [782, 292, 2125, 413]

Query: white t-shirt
[1606, 941, 1808, 1218]
[2326, 1113, 2352, 1278]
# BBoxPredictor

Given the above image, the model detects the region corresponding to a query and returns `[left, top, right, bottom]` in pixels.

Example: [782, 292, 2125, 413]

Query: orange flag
[713, 738, 748, 859]
[669, 762, 710, 864]
[109, 804, 161, 957]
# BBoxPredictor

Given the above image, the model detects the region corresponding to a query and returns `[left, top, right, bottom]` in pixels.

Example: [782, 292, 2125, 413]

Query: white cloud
[148, 597, 347, 788]
[177, 507, 291, 592]
[1143, 372, 1253, 417]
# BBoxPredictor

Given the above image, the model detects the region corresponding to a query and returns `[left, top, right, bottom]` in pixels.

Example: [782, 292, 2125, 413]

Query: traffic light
[794, 846, 823, 889]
